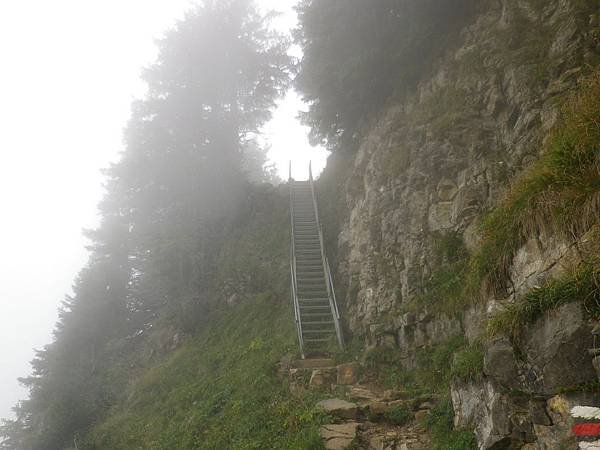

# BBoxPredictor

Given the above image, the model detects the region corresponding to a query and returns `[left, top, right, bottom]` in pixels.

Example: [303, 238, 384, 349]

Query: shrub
[426, 399, 477, 450]
[451, 343, 485, 382]
[384, 405, 412, 426]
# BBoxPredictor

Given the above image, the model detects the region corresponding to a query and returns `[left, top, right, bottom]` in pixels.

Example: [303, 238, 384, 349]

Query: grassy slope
[81, 186, 327, 450]
[84, 296, 325, 450]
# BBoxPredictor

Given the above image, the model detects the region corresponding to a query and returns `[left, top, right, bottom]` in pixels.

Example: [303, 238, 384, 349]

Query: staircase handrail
[289, 170, 305, 358]
[325, 255, 345, 349]
[308, 168, 345, 351]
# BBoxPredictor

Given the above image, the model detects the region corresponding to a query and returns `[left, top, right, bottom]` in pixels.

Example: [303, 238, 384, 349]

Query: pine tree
[1, 1, 290, 448]
[295, 0, 476, 149]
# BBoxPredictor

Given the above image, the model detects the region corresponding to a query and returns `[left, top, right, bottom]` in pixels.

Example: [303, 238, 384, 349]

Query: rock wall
[327, 0, 600, 448]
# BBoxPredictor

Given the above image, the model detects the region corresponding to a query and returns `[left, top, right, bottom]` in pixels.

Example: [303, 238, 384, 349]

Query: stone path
[280, 358, 433, 449]
[316, 388, 432, 450]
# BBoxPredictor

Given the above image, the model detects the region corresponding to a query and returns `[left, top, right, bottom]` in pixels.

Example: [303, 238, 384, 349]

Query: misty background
[0, 0, 325, 420]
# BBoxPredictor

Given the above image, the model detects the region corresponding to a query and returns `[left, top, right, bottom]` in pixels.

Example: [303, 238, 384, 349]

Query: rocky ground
[280, 358, 434, 450]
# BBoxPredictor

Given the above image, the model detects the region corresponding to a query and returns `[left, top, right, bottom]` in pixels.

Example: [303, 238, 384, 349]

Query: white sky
[0, 0, 326, 420]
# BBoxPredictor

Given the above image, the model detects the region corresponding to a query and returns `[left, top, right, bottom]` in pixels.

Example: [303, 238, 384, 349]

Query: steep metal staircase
[289, 163, 344, 358]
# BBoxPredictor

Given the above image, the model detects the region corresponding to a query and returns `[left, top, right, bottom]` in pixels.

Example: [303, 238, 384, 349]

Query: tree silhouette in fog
[295, 0, 476, 149]
[0, 1, 290, 448]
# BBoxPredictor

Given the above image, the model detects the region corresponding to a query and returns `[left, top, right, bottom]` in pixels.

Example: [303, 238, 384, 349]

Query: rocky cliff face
[328, 1, 600, 448]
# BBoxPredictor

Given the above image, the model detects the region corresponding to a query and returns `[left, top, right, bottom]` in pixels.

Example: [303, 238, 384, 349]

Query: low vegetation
[451, 343, 485, 383]
[426, 400, 477, 450]
[361, 339, 478, 448]
[83, 295, 326, 449]
[469, 71, 600, 298]
[384, 405, 412, 426]
[410, 71, 600, 333]
[488, 260, 600, 338]
[363, 335, 484, 394]
[409, 232, 470, 315]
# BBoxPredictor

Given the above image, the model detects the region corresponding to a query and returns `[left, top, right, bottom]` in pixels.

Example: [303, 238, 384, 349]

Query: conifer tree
[1, 1, 289, 448]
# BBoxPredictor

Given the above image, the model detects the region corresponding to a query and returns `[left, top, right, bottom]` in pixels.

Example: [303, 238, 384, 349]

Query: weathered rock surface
[452, 379, 600, 449]
[317, 398, 360, 419]
[484, 339, 521, 390]
[294, 358, 336, 369]
[320, 423, 359, 450]
[324, 1, 600, 449]
[521, 302, 597, 394]
[335, 0, 599, 346]
[337, 362, 360, 385]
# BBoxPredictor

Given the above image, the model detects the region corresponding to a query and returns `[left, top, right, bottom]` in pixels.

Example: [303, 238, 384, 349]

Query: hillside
[2, 0, 600, 449]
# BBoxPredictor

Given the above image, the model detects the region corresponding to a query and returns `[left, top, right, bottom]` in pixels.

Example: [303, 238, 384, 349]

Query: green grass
[83, 295, 327, 449]
[362, 336, 471, 394]
[384, 405, 411, 426]
[363, 346, 407, 389]
[450, 343, 485, 382]
[467, 71, 600, 298]
[80, 186, 329, 449]
[411, 262, 469, 315]
[415, 336, 466, 391]
[407, 232, 469, 315]
[409, 71, 600, 324]
[426, 399, 476, 450]
[487, 262, 600, 338]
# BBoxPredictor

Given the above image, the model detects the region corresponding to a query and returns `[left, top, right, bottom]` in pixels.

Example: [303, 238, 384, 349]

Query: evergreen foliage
[0, 1, 290, 448]
[295, 0, 476, 149]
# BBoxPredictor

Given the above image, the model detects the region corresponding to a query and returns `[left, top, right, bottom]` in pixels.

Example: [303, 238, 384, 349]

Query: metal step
[298, 282, 327, 287]
[298, 300, 330, 305]
[300, 313, 333, 318]
[298, 293, 329, 298]
[297, 281, 326, 287]
[303, 321, 334, 326]
[297, 273, 325, 278]
[303, 330, 335, 335]
[290, 168, 344, 357]
[298, 291, 329, 297]
[298, 285, 327, 291]
[299, 305, 331, 311]
[299, 303, 330, 308]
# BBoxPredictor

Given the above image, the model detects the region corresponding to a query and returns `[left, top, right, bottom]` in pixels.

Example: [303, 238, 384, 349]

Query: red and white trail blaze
[571, 406, 600, 449]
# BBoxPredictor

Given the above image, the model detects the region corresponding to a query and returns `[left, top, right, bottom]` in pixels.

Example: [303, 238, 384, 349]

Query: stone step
[317, 398, 360, 420]
[320, 423, 358, 450]
[292, 358, 336, 369]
